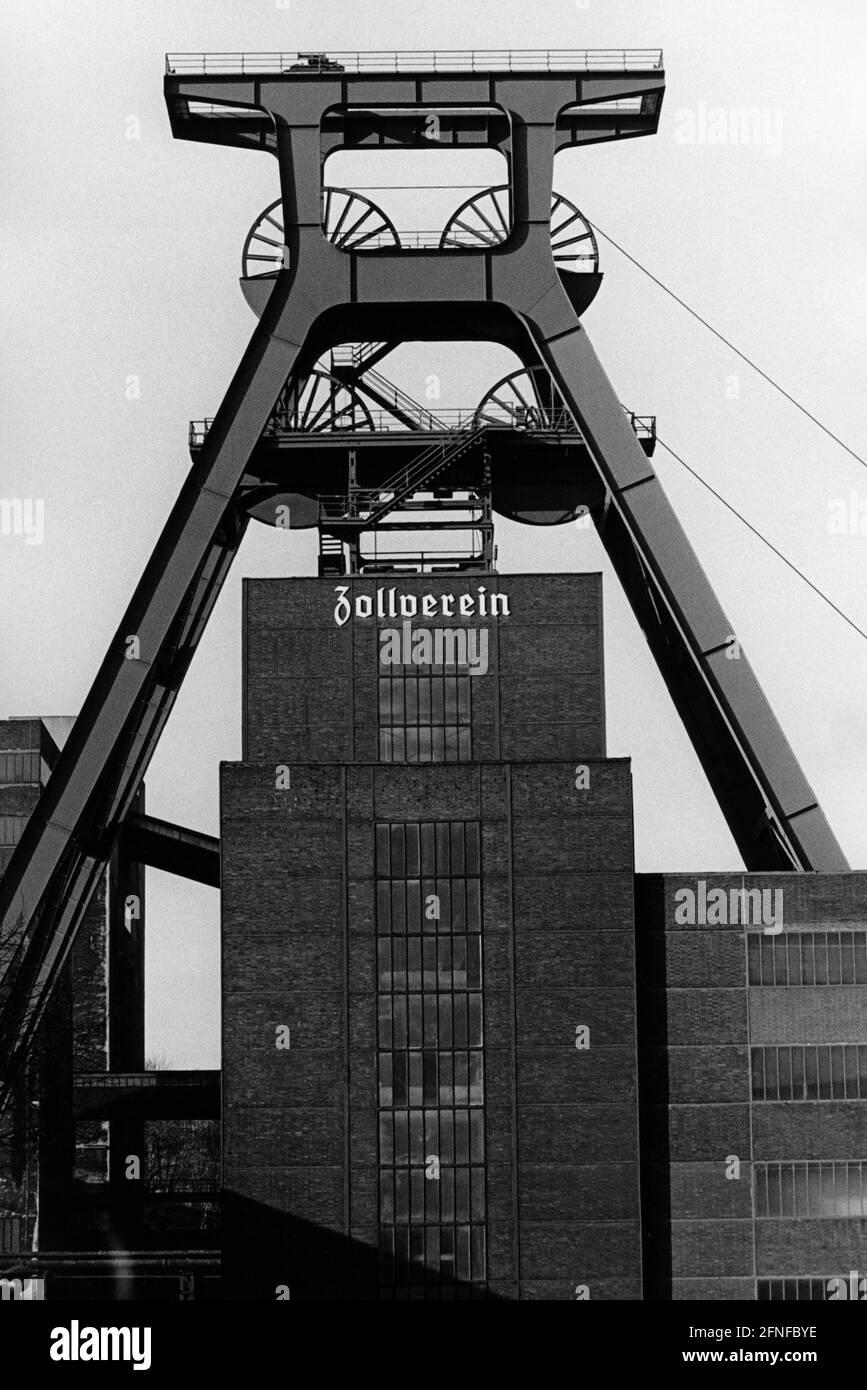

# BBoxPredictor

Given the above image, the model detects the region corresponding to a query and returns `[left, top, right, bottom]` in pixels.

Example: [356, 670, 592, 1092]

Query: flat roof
[165, 49, 664, 77]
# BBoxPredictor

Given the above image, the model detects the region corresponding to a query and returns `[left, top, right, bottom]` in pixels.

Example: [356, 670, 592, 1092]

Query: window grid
[377, 995, 484, 1051]
[377, 934, 483, 987]
[379, 1050, 484, 1108]
[751, 1045, 867, 1101]
[378, 673, 472, 764]
[754, 1161, 867, 1218]
[0, 752, 43, 786]
[376, 821, 486, 1295]
[747, 931, 867, 985]
[758, 1277, 842, 1301]
[379, 1225, 487, 1290]
[375, 822, 481, 882]
[0, 815, 29, 847]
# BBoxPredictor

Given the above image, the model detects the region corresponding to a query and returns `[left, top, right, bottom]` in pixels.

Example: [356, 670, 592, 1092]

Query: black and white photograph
[1, 0, 865, 1366]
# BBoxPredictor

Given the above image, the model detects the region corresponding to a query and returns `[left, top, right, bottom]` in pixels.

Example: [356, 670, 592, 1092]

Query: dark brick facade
[221, 574, 641, 1299]
[242, 573, 606, 765]
[637, 871, 867, 1300]
[223, 573, 867, 1302]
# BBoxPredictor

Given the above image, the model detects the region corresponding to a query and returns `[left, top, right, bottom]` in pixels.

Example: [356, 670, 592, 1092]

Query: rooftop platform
[189, 410, 657, 452]
[164, 50, 665, 155]
[165, 49, 663, 76]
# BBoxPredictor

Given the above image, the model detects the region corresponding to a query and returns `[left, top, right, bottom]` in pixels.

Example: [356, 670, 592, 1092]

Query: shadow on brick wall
[223, 1192, 502, 1300]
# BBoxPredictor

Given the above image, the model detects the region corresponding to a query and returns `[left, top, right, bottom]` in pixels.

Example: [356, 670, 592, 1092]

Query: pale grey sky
[2, 1, 865, 1066]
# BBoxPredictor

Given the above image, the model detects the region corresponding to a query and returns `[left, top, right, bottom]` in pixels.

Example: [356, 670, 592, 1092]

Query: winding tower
[2, 48, 862, 1303]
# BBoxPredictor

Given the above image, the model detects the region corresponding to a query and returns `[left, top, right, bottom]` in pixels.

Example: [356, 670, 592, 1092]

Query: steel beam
[121, 814, 220, 888]
[520, 313, 849, 872]
[0, 273, 319, 1089]
[73, 1071, 220, 1122]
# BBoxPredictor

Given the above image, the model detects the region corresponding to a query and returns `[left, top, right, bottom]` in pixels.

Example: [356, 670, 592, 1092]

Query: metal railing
[243, 224, 602, 256]
[627, 412, 656, 442]
[355, 370, 445, 430]
[320, 492, 485, 519]
[166, 49, 663, 76]
[331, 342, 391, 370]
[190, 410, 474, 445]
[74, 1071, 220, 1090]
[344, 228, 496, 251]
[361, 546, 487, 560]
[190, 408, 653, 446]
[363, 426, 486, 523]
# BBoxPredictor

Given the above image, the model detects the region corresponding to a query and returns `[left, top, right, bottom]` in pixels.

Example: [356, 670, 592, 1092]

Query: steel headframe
[0, 51, 847, 1104]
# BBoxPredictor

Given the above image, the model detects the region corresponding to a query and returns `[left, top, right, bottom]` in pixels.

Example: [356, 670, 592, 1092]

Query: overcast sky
[2, 1, 865, 1067]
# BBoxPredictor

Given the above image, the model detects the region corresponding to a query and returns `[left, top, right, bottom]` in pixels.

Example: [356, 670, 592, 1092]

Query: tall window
[376, 820, 486, 1298]
[378, 672, 472, 764]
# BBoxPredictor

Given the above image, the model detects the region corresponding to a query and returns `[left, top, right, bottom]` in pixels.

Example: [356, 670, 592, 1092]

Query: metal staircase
[351, 367, 444, 432]
[362, 427, 487, 525]
[317, 425, 492, 575]
[329, 344, 445, 431]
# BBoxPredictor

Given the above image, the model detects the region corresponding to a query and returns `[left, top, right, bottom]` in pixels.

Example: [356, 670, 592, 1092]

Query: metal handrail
[166, 49, 663, 76]
[243, 226, 599, 255]
[366, 427, 486, 521]
[360, 547, 488, 561]
[358, 368, 445, 430]
[74, 1070, 219, 1089]
[189, 408, 655, 447]
[627, 413, 656, 441]
[356, 228, 496, 251]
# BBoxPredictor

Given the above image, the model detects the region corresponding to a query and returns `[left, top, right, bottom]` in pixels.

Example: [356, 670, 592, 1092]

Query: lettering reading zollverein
[333, 584, 510, 628]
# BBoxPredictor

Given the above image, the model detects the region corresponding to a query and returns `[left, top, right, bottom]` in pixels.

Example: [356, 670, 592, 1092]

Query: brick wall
[637, 871, 867, 1300]
[221, 574, 640, 1300]
[243, 573, 606, 764]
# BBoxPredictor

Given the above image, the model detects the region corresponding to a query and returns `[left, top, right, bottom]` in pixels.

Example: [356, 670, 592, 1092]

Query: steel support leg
[521, 310, 848, 872]
[0, 275, 317, 1087]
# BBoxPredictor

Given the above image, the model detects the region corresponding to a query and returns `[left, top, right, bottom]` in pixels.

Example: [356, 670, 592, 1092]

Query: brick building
[221, 572, 642, 1299]
[637, 872, 867, 1300]
[4, 572, 865, 1299]
[221, 571, 867, 1300]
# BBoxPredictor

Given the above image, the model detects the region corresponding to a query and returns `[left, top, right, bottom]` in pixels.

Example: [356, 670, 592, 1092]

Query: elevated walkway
[73, 1071, 220, 1121]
